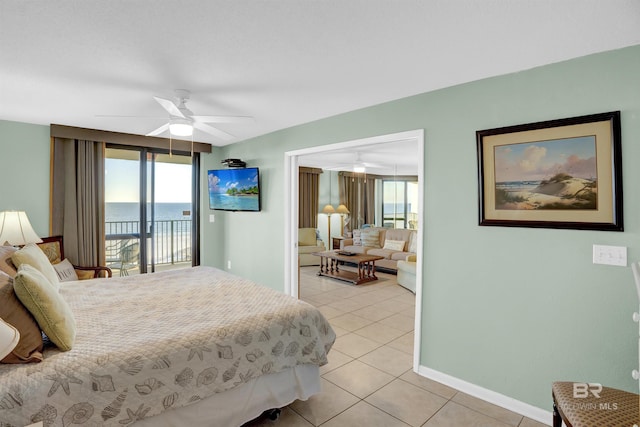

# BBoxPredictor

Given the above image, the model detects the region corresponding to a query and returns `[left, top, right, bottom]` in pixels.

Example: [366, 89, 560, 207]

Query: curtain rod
[50, 124, 212, 154]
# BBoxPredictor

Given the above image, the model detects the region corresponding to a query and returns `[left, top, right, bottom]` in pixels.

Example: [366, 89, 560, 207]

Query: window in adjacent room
[382, 179, 418, 229]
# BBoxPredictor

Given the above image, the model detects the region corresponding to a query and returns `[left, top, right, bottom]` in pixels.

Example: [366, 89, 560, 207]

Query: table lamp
[0, 318, 20, 360]
[0, 211, 42, 246]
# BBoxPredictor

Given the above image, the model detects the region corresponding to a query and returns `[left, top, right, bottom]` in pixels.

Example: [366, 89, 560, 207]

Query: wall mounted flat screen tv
[207, 167, 261, 212]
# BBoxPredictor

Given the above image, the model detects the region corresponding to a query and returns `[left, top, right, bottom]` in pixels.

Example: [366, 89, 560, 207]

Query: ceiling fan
[100, 89, 253, 141]
[148, 89, 254, 141]
[323, 151, 388, 173]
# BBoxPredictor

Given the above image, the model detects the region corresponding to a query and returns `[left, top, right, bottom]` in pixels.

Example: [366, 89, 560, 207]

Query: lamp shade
[336, 204, 350, 214]
[0, 211, 43, 246]
[0, 318, 20, 360]
[321, 204, 336, 215]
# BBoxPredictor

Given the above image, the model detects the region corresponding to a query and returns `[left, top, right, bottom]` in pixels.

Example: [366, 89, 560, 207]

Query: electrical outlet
[209, 214, 215, 223]
[592, 244, 627, 266]
[227, 260, 231, 269]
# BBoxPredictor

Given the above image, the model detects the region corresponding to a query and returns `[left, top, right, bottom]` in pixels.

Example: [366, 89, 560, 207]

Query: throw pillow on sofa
[361, 229, 381, 248]
[383, 239, 405, 251]
[408, 232, 418, 253]
[352, 229, 362, 246]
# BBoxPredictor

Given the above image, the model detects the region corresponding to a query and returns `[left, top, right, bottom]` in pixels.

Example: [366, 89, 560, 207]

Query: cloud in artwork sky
[208, 174, 220, 189]
[494, 137, 597, 182]
[517, 145, 547, 172]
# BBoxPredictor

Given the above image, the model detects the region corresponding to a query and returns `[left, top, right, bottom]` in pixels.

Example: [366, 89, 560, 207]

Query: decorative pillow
[53, 258, 79, 282]
[36, 240, 62, 264]
[408, 232, 418, 253]
[361, 229, 381, 248]
[0, 245, 18, 277]
[383, 239, 406, 251]
[11, 243, 60, 289]
[352, 229, 362, 246]
[13, 264, 76, 352]
[75, 269, 96, 280]
[0, 271, 44, 363]
[298, 228, 317, 247]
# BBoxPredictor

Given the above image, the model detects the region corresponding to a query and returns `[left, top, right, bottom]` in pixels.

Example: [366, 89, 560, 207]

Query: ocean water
[495, 181, 542, 192]
[209, 194, 259, 211]
[106, 202, 192, 222]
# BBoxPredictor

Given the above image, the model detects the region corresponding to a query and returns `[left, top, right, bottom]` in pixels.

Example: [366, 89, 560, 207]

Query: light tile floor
[247, 266, 549, 427]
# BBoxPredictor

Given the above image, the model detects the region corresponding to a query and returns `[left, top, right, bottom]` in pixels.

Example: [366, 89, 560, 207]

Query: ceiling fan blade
[146, 123, 170, 137]
[193, 122, 234, 141]
[95, 115, 170, 119]
[153, 96, 185, 118]
[192, 115, 254, 124]
[363, 162, 389, 168]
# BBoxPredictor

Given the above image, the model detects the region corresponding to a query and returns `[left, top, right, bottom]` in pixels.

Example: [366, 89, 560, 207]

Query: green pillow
[11, 243, 60, 289]
[13, 264, 76, 351]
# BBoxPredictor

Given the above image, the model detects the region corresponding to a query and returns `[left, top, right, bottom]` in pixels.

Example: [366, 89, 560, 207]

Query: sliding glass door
[382, 179, 419, 229]
[105, 146, 199, 275]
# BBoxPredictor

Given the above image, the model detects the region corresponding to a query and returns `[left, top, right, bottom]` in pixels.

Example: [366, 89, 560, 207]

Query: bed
[0, 266, 336, 427]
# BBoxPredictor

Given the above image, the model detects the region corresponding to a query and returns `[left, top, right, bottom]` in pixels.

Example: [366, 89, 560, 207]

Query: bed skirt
[133, 364, 320, 427]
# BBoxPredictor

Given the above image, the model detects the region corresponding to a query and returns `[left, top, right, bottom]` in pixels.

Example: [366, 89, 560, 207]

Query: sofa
[397, 255, 416, 293]
[298, 228, 326, 266]
[340, 227, 417, 272]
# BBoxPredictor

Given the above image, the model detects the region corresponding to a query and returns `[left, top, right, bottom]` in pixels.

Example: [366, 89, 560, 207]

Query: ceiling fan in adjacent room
[100, 89, 254, 141]
[323, 151, 388, 174]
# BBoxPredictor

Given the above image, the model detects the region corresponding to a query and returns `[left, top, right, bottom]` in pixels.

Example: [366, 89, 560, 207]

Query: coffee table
[311, 251, 384, 285]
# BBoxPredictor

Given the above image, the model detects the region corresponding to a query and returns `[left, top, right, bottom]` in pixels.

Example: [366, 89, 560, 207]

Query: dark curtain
[51, 138, 105, 266]
[339, 172, 375, 231]
[299, 167, 322, 228]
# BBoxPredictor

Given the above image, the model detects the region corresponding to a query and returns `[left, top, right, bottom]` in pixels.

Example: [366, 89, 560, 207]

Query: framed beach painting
[476, 111, 622, 231]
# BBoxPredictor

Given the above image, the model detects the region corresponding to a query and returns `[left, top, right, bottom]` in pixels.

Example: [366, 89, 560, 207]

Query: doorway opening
[284, 129, 424, 371]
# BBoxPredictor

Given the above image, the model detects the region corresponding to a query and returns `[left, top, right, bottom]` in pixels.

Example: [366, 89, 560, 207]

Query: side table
[332, 236, 345, 250]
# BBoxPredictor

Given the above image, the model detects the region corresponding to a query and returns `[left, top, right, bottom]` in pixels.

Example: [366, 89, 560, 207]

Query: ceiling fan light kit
[169, 119, 193, 136]
[353, 165, 366, 173]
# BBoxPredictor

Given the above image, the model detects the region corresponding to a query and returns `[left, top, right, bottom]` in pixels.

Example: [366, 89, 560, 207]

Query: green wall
[201, 45, 640, 410]
[1, 45, 638, 412]
[0, 121, 51, 236]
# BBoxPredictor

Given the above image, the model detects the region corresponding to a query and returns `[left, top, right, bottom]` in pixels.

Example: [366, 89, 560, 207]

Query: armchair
[298, 228, 326, 266]
[37, 236, 112, 279]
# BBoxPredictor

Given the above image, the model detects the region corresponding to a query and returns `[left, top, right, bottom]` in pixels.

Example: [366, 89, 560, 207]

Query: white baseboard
[417, 365, 553, 426]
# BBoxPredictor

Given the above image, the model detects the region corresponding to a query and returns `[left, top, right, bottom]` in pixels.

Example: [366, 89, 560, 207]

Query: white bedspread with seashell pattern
[0, 266, 335, 427]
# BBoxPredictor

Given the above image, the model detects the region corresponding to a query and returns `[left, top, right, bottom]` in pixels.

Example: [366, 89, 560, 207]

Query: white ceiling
[298, 139, 420, 176]
[1, 0, 639, 156]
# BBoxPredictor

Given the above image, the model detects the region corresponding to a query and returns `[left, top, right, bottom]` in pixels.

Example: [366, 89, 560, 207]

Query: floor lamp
[336, 204, 350, 236]
[322, 204, 335, 246]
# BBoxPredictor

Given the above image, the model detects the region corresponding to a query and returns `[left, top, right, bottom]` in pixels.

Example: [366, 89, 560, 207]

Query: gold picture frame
[477, 111, 622, 231]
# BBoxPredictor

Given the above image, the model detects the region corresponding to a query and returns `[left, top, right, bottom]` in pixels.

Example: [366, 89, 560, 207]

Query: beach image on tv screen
[208, 168, 260, 211]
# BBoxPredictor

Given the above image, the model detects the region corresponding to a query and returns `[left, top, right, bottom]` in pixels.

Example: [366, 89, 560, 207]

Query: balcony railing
[105, 220, 192, 273]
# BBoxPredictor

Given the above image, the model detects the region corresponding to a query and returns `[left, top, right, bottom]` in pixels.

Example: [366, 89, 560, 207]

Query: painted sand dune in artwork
[496, 173, 597, 210]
